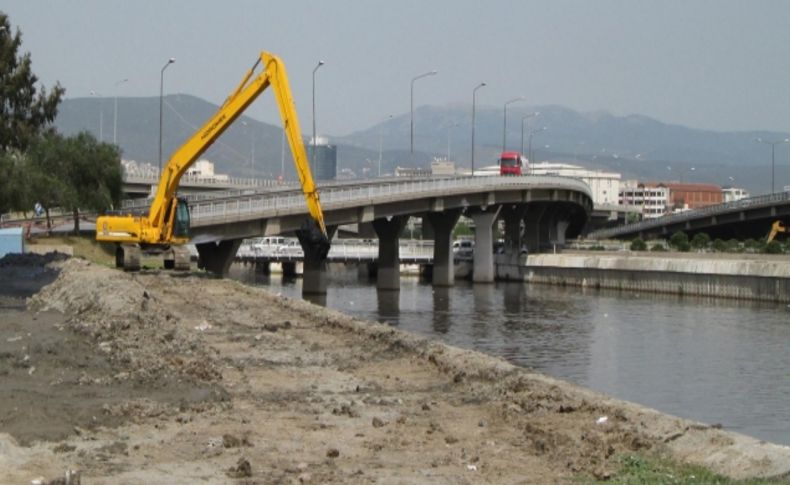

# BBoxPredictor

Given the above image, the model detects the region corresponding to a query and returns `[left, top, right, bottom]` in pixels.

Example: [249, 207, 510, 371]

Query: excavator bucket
[296, 218, 331, 262]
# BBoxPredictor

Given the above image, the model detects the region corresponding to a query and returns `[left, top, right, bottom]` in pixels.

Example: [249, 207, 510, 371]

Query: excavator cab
[173, 198, 190, 239]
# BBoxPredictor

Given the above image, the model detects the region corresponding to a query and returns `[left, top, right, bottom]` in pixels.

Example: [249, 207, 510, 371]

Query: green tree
[764, 240, 784, 254]
[630, 237, 647, 251]
[690, 232, 711, 251]
[27, 132, 122, 233]
[0, 12, 64, 153]
[669, 231, 690, 252]
[711, 238, 728, 252]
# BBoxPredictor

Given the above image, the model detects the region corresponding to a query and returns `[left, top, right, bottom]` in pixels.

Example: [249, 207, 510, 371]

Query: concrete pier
[469, 207, 501, 283]
[196, 239, 243, 276]
[372, 216, 405, 291]
[426, 210, 461, 286]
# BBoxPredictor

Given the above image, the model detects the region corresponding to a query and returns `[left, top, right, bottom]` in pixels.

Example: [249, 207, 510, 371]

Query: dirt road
[2, 256, 790, 483]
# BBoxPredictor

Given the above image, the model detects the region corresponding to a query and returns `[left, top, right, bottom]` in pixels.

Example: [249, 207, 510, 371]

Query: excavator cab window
[174, 198, 190, 238]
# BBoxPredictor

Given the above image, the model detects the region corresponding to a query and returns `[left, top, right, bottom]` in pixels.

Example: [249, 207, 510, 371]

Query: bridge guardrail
[590, 191, 790, 239]
[187, 175, 592, 224]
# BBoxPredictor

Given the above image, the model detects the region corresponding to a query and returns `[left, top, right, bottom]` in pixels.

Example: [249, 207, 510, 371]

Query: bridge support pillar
[470, 206, 501, 283]
[426, 209, 461, 286]
[373, 216, 405, 291]
[496, 205, 528, 280]
[522, 204, 548, 253]
[298, 225, 337, 296]
[196, 239, 243, 277]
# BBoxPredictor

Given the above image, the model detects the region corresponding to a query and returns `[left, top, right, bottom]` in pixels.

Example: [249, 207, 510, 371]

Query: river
[229, 264, 790, 446]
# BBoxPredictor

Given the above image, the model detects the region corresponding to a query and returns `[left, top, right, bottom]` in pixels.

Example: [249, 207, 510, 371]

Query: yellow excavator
[767, 220, 787, 244]
[96, 51, 329, 271]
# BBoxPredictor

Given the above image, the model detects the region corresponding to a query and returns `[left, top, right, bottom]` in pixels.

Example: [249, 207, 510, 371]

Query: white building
[531, 162, 622, 206]
[619, 182, 671, 219]
[722, 186, 749, 203]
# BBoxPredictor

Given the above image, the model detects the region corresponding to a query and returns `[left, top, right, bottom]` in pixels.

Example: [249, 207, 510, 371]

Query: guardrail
[237, 239, 436, 262]
[187, 175, 593, 225]
[590, 191, 790, 239]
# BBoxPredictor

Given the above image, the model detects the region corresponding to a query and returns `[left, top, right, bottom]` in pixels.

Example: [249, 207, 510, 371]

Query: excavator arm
[97, 52, 328, 267]
[767, 220, 787, 244]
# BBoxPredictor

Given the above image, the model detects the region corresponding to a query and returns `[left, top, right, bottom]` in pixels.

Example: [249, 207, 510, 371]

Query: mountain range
[54, 95, 790, 195]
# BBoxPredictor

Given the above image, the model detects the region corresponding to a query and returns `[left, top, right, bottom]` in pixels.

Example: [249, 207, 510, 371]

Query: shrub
[669, 231, 689, 250]
[650, 243, 667, 252]
[630, 237, 647, 251]
[690, 232, 711, 250]
[764, 241, 784, 254]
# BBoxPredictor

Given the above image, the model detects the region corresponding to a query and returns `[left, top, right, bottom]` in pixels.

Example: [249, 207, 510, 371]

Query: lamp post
[159, 57, 175, 174]
[755, 137, 790, 193]
[470, 82, 486, 176]
[410, 70, 438, 154]
[520, 111, 540, 155]
[528, 126, 547, 169]
[378, 114, 393, 177]
[502, 96, 524, 152]
[311, 60, 325, 173]
[241, 120, 255, 171]
[113, 78, 128, 145]
[90, 90, 103, 142]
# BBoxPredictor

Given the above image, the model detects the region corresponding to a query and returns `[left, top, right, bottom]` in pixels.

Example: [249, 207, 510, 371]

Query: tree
[690, 232, 711, 251]
[669, 231, 690, 252]
[0, 12, 64, 153]
[26, 132, 122, 233]
[630, 237, 647, 251]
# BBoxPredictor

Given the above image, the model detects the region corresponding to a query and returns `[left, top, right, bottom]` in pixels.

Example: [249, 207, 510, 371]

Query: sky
[3, 0, 790, 136]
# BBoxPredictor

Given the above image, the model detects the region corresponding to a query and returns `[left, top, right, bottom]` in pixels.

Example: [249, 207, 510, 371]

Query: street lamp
[520, 111, 540, 155]
[502, 96, 524, 152]
[241, 120, 255, 171]
[311, 60, 325, 173]
[90, 90, 103, 142]
[159, 57, 175, 173]
[470, 82, 486, 175]
[755, 137, 790, 193]
[528, 126, 547, 168]
[113, 78, 128, 145]
[378, 114, 393, 177]
[410, 70, 438, 154]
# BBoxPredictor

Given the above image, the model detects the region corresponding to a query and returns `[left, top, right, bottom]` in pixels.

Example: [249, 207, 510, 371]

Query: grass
[27, 234, 116, 266]
[27, 234, 192, 270]
[587, 454, 788, 484]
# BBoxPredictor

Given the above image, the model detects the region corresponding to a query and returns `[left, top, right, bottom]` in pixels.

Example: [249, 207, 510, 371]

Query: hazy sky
[4, 0, 790, 136]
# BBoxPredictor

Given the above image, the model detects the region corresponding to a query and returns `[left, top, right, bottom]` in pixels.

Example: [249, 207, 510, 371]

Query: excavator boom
[96, 52, 328, 269]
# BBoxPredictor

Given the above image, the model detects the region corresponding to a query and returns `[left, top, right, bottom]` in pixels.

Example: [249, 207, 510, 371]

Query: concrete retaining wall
[497, 252, 790, 303]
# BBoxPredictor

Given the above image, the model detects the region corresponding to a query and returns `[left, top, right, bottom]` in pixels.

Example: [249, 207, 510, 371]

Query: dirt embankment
[2, 256, 790, 484]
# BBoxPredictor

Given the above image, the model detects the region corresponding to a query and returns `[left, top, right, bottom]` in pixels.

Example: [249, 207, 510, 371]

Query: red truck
[498, 151, 528, 176]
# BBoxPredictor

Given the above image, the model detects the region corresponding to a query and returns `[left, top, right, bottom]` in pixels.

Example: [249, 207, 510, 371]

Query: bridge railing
[237, 238, 435, 261]
[189, 175, 593, 224]
[590, 191, 790, 239]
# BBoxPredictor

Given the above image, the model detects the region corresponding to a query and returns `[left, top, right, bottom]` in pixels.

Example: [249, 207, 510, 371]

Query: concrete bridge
[589, 191, 790, 241]
[182, 175, 593, 295]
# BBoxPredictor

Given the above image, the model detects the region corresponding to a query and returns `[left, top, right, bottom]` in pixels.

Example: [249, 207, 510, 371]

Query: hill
[54, 96, 790, 195]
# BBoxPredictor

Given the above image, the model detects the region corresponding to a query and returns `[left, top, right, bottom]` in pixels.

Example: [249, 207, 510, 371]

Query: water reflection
[376, 289, 400, 324]
[432, 286, 451, 334]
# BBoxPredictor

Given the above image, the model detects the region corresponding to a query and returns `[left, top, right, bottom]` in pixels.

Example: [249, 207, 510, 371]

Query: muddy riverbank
[2, 256, 790, 483]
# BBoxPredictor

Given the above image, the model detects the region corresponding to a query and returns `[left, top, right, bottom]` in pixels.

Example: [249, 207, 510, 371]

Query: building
[722, 186, 750, 203]
[185, 159, 229, 181]
[308, 137, 337, 181]
[531, 162, 622, 206]
[665, 183, 722, 210]
[619, 182, 671, 219]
